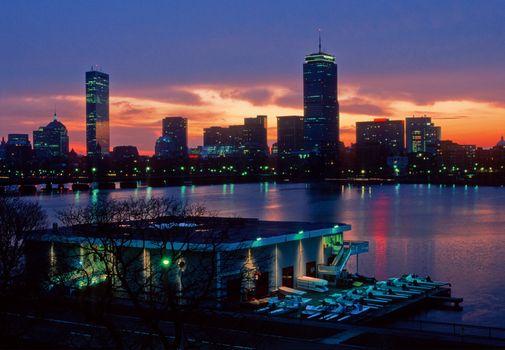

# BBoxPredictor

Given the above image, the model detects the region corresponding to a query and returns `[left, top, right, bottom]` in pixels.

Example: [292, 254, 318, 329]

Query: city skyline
[1, 1, 505, 154]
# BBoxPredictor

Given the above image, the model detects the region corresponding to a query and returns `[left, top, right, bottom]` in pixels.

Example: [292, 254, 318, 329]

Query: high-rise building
[228, 125, 245, 147]
[303, 38, 339, 156]
[0, 137, 6, 160]
[277, 116, 304, 154]
[160, 116, 188, 158]
[86, 68, 110, 156]
[243, 115, 268, 152]
[33, 113, 69, 158]
[356, 118, 404, 156]
[203, 115, 267, 154]
[6, 134, 32, 165]
[203, 126, 229, 147]
[406, 116, 441, 154]
[7, 134, 31, 148]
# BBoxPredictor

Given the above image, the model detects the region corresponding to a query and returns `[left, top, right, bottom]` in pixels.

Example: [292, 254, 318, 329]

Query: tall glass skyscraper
[86, 69, 110, 156]
[303, 41, 339, 156]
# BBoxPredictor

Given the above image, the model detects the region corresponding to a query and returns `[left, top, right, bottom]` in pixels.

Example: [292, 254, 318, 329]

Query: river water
[25, 182, 505, 327]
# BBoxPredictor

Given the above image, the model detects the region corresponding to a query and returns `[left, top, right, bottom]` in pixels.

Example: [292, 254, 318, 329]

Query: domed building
[33, 113, 69, 158]
[496, 136, 505, 149]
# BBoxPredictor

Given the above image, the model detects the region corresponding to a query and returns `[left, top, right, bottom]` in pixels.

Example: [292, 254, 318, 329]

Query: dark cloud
[274, 92, 302, 109]
[220, 88, 273, 106]
[340, 97, 390, 116]
[115, 86, 203, 106]
[350, 69, 505, 106]
[432, 115, 472, 120]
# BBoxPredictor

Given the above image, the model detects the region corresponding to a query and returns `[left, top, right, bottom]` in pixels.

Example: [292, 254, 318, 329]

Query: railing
[317, 264, 338, 275]
[318, 241, 369, 276]
[347, 240, 369, 255]
[392, 319, 505, 340]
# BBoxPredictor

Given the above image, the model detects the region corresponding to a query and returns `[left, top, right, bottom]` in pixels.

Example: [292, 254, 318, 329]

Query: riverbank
[1, 174, 504, 197]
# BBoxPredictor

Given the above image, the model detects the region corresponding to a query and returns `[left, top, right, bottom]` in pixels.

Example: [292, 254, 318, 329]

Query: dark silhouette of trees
[0, 197, 46, 296]
[55, 196, 252, 349]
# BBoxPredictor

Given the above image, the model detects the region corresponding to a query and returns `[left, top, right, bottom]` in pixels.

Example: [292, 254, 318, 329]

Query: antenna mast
[318, 29, 322, 53]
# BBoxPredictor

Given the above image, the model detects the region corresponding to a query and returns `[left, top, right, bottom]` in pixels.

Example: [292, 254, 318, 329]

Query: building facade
[86, 69, 110, 156]
[161, 117, 188, 158]
[277, 116, 304, 154]
[243, 115, 268, 153]
[33, 113, 69, 158]
[5, 134, 32, 167]
[356, 118, 404, 156]
[406, 116, 441, 154]
[203, 116, 267, 154]
[27, 217, 367, 303]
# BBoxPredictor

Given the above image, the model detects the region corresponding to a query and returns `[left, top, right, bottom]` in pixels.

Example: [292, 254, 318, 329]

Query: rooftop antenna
[53, 104, 57, 121]
[318, 29, 322, 53]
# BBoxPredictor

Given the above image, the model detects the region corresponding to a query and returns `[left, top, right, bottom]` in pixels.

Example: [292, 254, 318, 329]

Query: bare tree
[55, 196, 253, 349]
[0, 197, 46, 296]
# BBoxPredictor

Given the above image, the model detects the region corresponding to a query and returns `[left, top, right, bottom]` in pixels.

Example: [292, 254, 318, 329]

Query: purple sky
[1, 0, 505, 153]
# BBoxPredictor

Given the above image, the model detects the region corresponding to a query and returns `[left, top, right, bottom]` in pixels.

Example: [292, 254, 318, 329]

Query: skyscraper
[406, 116, 441, 154]
[303, 37, 339, 157]
[161, 116, 188, 158]
[33, 113, 69, 158]
[277, 116, 304, 154]
[86, 68, 110, 156]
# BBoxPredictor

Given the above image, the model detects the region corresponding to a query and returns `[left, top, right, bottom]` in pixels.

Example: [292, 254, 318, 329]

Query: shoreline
[1, 176, 504, 197]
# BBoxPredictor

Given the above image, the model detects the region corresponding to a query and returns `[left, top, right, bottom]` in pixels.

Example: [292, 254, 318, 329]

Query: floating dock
[252, 275, 462, 327]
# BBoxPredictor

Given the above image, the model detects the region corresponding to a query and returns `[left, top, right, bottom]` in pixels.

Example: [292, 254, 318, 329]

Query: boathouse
[26, 217, 368, 303]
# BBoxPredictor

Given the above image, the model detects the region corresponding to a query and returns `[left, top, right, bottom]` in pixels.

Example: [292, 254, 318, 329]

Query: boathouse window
[282, 266, 294, 288]
[306, 261, 316, 277]
[255, 271, 269, 298]
[226, 276, 242, 302]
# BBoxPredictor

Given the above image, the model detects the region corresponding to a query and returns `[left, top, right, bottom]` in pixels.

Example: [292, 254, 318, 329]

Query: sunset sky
[1, 0, 505, 154]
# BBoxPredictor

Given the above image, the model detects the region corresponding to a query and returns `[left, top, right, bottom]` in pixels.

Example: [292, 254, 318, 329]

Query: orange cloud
[2, 80, 505, 155]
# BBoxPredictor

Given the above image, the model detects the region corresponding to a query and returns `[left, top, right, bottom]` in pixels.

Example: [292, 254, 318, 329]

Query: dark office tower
[303, 39, 338, 156]
[86, 68, 110, 156]
[277, 116, 304, 154]
[0, 137, 5, 160]
[112, 145, 139, 161]
[406, 116, 441, 154]
[33, 113, 69, 159]
[356, 118, 404, 156]
[243, 115, 268, 152]
[161, 116, 188, 158]
[228, 125, 245, 147]
[203, 126, 229, 146]
[6, 134, 32, 166]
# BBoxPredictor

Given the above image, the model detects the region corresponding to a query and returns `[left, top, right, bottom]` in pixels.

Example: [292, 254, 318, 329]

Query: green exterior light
[161, 257, 171, 267]
[256, 237, 262, 241]
[298, 230, 304, 234]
